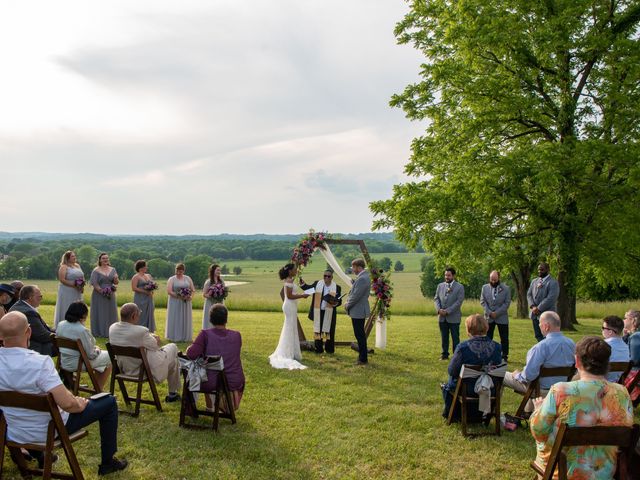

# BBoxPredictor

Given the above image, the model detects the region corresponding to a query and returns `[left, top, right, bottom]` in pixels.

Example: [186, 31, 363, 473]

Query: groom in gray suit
[434, 268, 465, 360]
[344, 258, 371, 365]
[480, 270, 511, 361]
[527, 262, 560, 342]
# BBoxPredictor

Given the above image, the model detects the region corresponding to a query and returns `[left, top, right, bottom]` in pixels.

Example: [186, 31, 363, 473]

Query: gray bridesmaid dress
[133, 277, 156, 332]
[165, 275, 193, 342]
[54, 266, 85, 327]
[90, 268, 118, 338]
[202, 278, 225, 330]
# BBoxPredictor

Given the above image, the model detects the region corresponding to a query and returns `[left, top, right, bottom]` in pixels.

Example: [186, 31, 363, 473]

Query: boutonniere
[446, 285, 452, 294]
[498, 287, 503, 294]
[537, 280, 543, 288]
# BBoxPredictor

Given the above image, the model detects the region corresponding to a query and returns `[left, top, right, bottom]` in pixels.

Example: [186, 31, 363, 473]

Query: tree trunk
[510, 265, 532, 319]
[556, 205, 580, 330]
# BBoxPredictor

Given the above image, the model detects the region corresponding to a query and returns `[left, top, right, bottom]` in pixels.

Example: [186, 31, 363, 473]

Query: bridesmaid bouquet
[207, 283, 229, 301]
[74, 278, 86, 291]
[101, 285, 117, 299]
[179, 287, 192, 302]
[144, 281, 158, 291]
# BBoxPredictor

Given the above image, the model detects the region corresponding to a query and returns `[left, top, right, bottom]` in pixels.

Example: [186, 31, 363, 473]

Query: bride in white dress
[269, 263, 310, 370]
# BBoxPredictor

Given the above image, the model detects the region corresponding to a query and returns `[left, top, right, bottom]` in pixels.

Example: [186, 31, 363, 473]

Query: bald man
[480, 271, 511, 361]
[0, 311, 127, 475]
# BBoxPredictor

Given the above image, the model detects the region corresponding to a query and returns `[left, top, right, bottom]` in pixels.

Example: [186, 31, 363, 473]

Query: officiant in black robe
[300, 270, 342, 354]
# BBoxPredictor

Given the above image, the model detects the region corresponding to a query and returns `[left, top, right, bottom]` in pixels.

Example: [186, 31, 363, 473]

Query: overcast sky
[0, 0, 424, 235]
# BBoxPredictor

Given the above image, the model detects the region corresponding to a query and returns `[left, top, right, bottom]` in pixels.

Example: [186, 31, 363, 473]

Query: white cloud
[0, 0, 424, 234]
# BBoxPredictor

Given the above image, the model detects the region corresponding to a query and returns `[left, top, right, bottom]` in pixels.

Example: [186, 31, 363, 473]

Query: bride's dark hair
[278, 263, 295, 280]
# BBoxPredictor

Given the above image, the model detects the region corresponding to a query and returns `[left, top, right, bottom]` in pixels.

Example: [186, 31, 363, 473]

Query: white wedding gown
[269, 281, 307, 370]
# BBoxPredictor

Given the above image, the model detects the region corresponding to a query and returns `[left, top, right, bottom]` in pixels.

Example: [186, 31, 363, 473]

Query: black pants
[487, 322, 509, 357]
[439, 321, 460, 358]
[31, 395, 118, 466]
[351, 317, 368, 363]
[314, 311, 337, 353]
[532, 316, 544, 342]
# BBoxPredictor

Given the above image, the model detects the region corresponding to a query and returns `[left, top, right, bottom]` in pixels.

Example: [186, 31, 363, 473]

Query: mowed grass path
[2, 306, 639, 479]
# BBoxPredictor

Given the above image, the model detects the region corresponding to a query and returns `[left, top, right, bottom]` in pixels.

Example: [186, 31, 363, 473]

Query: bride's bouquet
[207, 283, 229, 302]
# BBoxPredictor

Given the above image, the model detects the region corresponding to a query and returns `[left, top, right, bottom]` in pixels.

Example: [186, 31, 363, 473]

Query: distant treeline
[0, 232, 419, 286]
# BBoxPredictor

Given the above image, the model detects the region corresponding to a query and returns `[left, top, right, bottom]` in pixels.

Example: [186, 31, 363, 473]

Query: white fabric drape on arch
[317, 244, 353, 287]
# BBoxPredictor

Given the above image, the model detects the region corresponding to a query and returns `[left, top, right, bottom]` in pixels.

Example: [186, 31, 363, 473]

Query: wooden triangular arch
[285, 238, 380, 349]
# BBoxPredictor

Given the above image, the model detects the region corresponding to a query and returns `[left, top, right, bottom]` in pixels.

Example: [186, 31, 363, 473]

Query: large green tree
[372, 0, 640, 327]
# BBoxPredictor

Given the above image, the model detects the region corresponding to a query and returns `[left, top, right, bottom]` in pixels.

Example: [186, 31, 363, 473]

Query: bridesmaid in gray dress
[166, 263, 195, 342]
[202, 263, 226, 330]
[89, 252, 119, 338]
[54, 250, 85, 327]
[131, 259, 157, 332]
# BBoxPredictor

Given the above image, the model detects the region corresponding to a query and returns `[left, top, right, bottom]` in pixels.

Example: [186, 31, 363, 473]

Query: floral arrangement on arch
[290, 229, 329, 272]
[370, 267, 393, 320]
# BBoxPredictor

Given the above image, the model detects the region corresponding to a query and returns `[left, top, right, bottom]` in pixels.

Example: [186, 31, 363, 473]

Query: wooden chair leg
[134, 380, 144, 417]
[446, 381, 462, 426]
[461, 397, 468, 436]
[148, 378, 163, 412]
[8, 446, 30, 478]
[0, 417, 6, 476]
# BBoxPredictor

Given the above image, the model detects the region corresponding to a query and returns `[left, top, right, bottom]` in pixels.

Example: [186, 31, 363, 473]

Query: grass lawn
[2, 306, 639, 479]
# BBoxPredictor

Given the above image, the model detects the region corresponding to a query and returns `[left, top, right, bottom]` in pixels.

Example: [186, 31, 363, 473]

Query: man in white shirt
[109, 303, 181, 401]
[0, 311, 127, 476]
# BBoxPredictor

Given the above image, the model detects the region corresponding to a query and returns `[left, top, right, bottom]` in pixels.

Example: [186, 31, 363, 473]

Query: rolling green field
[1, 306, 638, 480]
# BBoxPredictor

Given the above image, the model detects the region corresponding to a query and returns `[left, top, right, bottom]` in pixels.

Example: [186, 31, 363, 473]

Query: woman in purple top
[186, 304, 245, 411]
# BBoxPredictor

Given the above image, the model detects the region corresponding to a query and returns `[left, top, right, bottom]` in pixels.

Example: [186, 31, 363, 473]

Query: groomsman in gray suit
[480, 271, 511, 361]
[344, 258, 371, 365]
[527, 262, 560, 342]
[434, 268, 465, 360]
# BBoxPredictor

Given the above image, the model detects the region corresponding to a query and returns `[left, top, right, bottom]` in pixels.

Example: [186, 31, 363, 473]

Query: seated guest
[0, 283, 14, 315]
[186, 304, 245, 411]
[441, 314, 502, 421]
[600, 315, 630, 382]
[7, 280, 23, 311]
[625, 312, 640, 403]
[9, 285, 56, 356]
[56, 302, 112, 391]
[109, 303, 181, 402]
[503, 311, 575, 414]
[530, 336, 633, 479]
[0, 311, 127, 475]
[623, 309, 639, 344]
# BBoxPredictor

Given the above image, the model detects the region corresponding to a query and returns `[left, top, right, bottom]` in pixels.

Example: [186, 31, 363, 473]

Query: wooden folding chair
[178, 357, 237, 432]
[515, 365, 575, 419]
[106, 342, 162, 417]
[0, 391, 88, 480]
[530, 423, 640, 480]
[53, 335, 102, 396]
[446, 364, 504, 436]
[609, 361, 633, 385]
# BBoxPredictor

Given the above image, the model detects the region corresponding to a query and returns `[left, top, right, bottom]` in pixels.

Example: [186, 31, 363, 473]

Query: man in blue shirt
[503, 311, 575, 413]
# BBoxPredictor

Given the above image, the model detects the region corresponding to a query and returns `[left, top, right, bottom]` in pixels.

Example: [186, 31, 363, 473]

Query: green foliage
[394, 260, 405, 272]
[378, 256, 392, 271]
[233, 266, 243, 275]
[372, 0, 640, 325]
[183, 254, 212, 288]
[221, 264, 230, 275]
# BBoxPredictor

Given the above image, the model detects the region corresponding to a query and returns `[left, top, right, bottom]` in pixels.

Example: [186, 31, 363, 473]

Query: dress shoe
[98, 457, 128, 476]
[355, 360, 368, 366]
[165, 392, 181, 403]
[440, 354, 449, 360]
